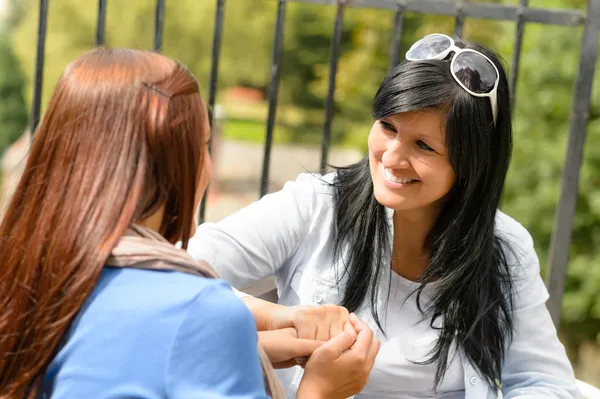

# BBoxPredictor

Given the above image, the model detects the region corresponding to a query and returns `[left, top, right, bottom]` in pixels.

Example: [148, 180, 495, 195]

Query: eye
[379, 120, 397, 134]
[417, 140, 434, 152]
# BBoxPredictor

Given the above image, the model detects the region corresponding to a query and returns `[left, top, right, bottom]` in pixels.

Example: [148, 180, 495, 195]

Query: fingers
[288, 338, 325, 358]
[314, 330, 355, 361]
[343, 321, 357, 340]
[349, 312, 366, 330]
[329, 306, 349, 339]
[366, 335, 381, 369]
[349, 313, 375, 356]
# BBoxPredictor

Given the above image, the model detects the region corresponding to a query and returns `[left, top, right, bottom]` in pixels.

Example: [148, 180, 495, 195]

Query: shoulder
[167, 277, 256, 352]
[176, 276, 255, 330]
[94, 268, 235, 322]
[281, 171, 337, 199]
[494, 210, 534, 248]
[97, 266, 254, 343]
[494, 210, 540, 276]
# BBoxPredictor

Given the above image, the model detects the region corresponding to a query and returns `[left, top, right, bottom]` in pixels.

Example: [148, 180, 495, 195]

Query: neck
[137, 207, 165, 235]
[391, 205, 441, 281]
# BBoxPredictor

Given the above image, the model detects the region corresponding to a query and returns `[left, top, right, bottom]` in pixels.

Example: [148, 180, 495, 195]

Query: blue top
[40, 267, 270, 399]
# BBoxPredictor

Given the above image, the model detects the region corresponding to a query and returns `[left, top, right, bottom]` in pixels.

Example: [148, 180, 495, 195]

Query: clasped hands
[256, 303, 379, 397]
[260, 304, 355, 368]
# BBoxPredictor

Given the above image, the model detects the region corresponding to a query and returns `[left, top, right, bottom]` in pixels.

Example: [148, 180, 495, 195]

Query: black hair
[331, 38, 515, 390]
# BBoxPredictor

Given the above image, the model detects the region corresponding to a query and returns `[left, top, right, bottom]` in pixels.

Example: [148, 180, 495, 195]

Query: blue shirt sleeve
[164, 281, 270, 399]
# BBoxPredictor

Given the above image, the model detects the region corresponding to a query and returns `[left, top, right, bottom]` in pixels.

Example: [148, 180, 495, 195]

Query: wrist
[297, 383, 327, 399]
[242, 296, 286, 331]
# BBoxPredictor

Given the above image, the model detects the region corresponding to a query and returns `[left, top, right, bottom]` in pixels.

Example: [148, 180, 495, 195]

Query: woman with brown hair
[0, 48, 378, 398]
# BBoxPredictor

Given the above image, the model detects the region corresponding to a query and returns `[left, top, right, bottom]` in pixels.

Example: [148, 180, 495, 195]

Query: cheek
[200, 153, 212, 188]
[194, 153, 212, 207]
[367, 130, 386, 161]
[415, 157, 454, 187]
[430, 161, 456, 193]
[189, 222, 197, 238]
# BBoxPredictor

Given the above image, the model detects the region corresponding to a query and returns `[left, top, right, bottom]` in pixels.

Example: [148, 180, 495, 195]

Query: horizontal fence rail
[28, 0, 599, 326]
[290, 0, 586, 26]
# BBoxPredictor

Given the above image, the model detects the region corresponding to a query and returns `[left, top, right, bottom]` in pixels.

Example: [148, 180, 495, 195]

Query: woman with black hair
[189, 34, 581, 398]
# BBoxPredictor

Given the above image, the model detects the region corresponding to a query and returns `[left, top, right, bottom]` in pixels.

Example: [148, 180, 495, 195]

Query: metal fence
[28, 0, 600, 327]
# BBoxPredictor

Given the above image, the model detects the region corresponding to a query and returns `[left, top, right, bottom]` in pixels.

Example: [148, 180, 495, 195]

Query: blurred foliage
[8, 0, 600, 350]
[0, 37, 28, 152]
[0, 0, 28, 153]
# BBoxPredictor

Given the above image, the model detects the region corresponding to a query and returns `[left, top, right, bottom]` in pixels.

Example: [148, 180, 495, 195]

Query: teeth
[384, 168, 416, 184]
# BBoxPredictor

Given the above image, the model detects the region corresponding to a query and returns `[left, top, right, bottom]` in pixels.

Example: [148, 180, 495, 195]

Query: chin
[373, 185, 413, 211]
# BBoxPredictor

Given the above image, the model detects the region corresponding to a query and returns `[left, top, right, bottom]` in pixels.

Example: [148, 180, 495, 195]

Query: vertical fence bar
[199, 0, 226, 224]
[454, 1, 467, 38]
[546, 0, 600, 328]
[95, 0, 107, 46]
[153, 0, 166, 51]
[320, 0, 346, 174]
[260, 0, 287, 198]
[30, 0, 49, 135]
[388, 4, 405, 72]
[509, 0, 528, 108]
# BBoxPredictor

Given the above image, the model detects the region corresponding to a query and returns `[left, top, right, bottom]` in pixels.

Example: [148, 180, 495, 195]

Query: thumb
[314, 331, 355, 361]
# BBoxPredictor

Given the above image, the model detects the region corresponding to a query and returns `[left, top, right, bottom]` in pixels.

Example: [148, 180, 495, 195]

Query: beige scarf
[106, 224, 285, 399]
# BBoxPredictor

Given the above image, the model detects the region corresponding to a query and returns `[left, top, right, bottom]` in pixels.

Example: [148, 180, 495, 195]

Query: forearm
[242, 295, 288, 331]
[297, 386, 326, 399]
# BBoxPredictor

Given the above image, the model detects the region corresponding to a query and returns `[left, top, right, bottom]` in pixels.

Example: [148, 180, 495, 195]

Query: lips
[384, 168, 419, 185]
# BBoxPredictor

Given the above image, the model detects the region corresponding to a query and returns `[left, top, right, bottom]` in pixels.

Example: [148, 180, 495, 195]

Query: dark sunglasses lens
[406, 35, 452, 60]
[452, 52, 497, 93]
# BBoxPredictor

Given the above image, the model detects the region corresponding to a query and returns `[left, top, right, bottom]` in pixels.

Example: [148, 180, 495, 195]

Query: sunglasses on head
[405, 33, 499, 127]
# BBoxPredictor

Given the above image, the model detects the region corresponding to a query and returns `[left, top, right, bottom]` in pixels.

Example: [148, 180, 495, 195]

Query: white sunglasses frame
[405, 33, 499, 127]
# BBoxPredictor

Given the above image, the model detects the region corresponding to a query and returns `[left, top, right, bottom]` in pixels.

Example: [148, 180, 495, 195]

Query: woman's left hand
[258, 328, 324, 368]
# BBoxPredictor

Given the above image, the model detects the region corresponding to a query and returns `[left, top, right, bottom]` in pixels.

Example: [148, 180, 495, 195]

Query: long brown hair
[0, 48, 209, 397]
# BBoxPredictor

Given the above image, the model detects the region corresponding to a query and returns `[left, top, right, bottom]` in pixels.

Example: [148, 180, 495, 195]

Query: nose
[381, 138, 411, 169]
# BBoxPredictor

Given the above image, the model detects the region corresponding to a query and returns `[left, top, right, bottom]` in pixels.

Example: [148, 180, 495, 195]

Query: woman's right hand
[296, 313, 380, 399]
[267, 303, 350, 342]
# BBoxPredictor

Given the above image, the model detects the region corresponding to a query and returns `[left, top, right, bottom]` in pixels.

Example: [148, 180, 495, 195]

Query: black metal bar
[454, 1, 466, 38]
[95, 0, 107, 46]
[320, 0, 345, 174]
[289, 0, 584, 26]
[546, 0, 600, 328]
[153, 0, 166, 52]
[388, 5, 404, 72]
[30, 0, 49, 135]
[509, 0, 528, 108]
[260, 0, 287, 198]
[199, 0, 226, 224]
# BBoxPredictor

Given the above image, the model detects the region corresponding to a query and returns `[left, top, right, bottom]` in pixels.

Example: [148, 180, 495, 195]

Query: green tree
[0, 3, 28, 153]
[11, 0, 279, 110]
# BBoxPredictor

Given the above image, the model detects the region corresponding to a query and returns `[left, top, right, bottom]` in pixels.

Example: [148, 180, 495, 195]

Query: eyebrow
[382, 116, 446, 145]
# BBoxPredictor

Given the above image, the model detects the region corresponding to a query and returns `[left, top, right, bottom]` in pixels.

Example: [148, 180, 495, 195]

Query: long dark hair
[332, 38, 514, 389]
[0, 48, 209, 397]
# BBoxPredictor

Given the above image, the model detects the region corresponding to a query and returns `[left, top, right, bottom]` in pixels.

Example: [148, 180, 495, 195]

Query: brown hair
[0, 48, 209, 397]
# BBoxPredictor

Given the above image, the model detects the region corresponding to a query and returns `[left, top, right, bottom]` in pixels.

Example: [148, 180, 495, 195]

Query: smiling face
[368, 110, 456, 216]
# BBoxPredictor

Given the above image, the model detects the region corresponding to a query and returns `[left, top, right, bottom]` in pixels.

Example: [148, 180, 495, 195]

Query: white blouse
[188, 173, 581, 399]
[355, 271, 464, 399]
